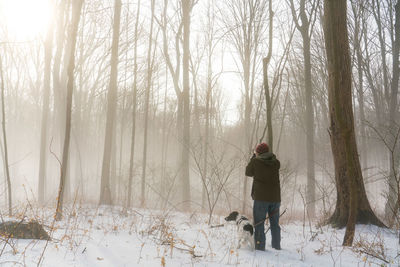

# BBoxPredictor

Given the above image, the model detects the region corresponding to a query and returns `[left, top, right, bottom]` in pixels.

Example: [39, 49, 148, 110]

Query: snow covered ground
[0, 205, 398, 266]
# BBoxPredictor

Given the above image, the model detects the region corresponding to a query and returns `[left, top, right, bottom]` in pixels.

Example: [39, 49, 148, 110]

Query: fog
[0, 0, 395, 227]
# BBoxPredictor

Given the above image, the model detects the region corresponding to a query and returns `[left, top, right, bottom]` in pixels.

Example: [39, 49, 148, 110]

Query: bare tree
[55, 0, 84, 221]
[38, 6, 54, 205]
[259, 7, 294, 153]
[0, 56, 11, 216]
[289, 0, 319, 218]
[141, 0, 156, 207]
[386, 0, 400, 220]
[349, 0, 368, 175]
[191, 143, 238, 224]
[221, 0, 268, 214]
[181, 0, 194, 210]
[323, 0, 384, 246]
[367, 122, 400, 226]
[156, 0, 195, 210]
[194, 0, 224, 210]
[263, 0, 274, 151]
[156, 0, 184, 142]
[53, 0, 74, 200]
[364, 0, 400, 219]
[126, 0, 141, 209]
[99, 0, 122, 205]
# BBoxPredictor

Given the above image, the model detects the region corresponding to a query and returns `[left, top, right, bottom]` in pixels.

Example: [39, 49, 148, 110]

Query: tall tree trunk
[181, 0, 192, 211]
[52, 0, 66, 112]
[111, 122, 117, 200]
[202, 63, 211, 211]
[118, 90, 126, 203]
[386, 0, 400, 223]
[159, 0, 184, 197]
[119, 6, 130, 201]
[140, 0, 155, 207]
[59, 4, 74, 164]
[351, 0, 368, 181]
[389, 1, 400, 133]
[303, 36, 316, 218]
[161, 65, 169, 209]
[127, 0, 141, 209]
[0, 57, 11, 216]
[201, 0, 220, 211]
[289, 0, 317, 218]
[0, 134, 6, 208]
[263, 0, 274, 151]
[38, 17, 54, 205]
[73, 8, 86, 200]
[53, 0, 71, 200]
[241, 70, 252, 214]
[52, 0, 66, 154]
[55, 0, 84, 221]
[99, 0, 122, 205]
[324, 0, 385, 246]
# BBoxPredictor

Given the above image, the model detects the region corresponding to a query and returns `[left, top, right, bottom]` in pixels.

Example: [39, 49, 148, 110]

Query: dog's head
[225, 211, 239, 222]
[243, 224, 254, 236]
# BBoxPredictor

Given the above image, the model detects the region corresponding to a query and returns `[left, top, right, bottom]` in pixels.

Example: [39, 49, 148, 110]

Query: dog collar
[237, 216, 246, 225]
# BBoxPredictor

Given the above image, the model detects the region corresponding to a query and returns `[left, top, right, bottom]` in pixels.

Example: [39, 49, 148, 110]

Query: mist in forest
[0, 0, 395, 228]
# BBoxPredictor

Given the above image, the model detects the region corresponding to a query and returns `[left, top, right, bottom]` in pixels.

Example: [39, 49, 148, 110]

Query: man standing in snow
[245, 142, 281, 251]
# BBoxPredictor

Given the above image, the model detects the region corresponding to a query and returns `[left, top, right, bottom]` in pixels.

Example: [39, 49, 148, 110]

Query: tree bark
[0, 57, 11, 216]
[386, 0, 400, 223]
[323, 0, 385, 246]
[158, 0, 184, 202]
[202, 47, 212, 210]
[161, 65, 169, 209]
[38, 15, 54, 205]
[127, 0, 141, 209]
[263, 0, 273, 152]
[141, 0, 155, 207]
[55, 0, 84, 221]
[181, 0, 192, 211]
[99, 0, 122, 205]
[289, 0, 317, 218]
[350, 1, 368, 176]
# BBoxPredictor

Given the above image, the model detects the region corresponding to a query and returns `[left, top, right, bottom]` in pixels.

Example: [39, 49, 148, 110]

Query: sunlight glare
[2, 0, 53, 41]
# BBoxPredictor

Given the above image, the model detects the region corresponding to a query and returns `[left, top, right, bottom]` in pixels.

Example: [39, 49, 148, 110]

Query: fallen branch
[161, 240, 203, 258]
[354, 248, 389, 264]
[353, 236, 389, 264]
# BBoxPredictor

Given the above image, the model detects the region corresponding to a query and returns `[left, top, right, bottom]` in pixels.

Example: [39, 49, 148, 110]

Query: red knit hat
[256, 143, 269, 154]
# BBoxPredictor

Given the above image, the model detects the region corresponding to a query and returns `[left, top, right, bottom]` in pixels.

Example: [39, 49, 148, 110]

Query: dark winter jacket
[245, 152, 281, 202]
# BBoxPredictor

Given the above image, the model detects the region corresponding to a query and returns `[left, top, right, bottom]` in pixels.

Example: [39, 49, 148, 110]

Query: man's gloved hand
[251, 153, 256, 159]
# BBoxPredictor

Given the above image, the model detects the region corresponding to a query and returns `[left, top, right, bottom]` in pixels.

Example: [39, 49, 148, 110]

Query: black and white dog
[225, 211, 254, 249]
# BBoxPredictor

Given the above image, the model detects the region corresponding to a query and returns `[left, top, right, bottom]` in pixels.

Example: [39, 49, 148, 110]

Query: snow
[0, 206, 398, 266]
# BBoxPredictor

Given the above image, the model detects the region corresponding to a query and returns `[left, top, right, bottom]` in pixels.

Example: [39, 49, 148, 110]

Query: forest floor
[0, 205, 397, 266]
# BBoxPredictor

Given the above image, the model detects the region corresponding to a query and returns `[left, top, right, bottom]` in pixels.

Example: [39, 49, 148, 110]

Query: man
[245, 142, 281, 251]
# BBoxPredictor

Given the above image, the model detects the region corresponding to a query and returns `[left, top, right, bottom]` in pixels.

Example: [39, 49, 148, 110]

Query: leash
[210, 208, 287, 229]
[210, 224, 224, 228]
[253, 208, 287, 227]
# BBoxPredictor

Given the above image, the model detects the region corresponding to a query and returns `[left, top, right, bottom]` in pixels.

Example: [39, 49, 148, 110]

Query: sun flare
[1, 0, 53, 41]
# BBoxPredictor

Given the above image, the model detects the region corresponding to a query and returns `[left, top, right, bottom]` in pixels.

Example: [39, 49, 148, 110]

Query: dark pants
[253, 200, 281, 250]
